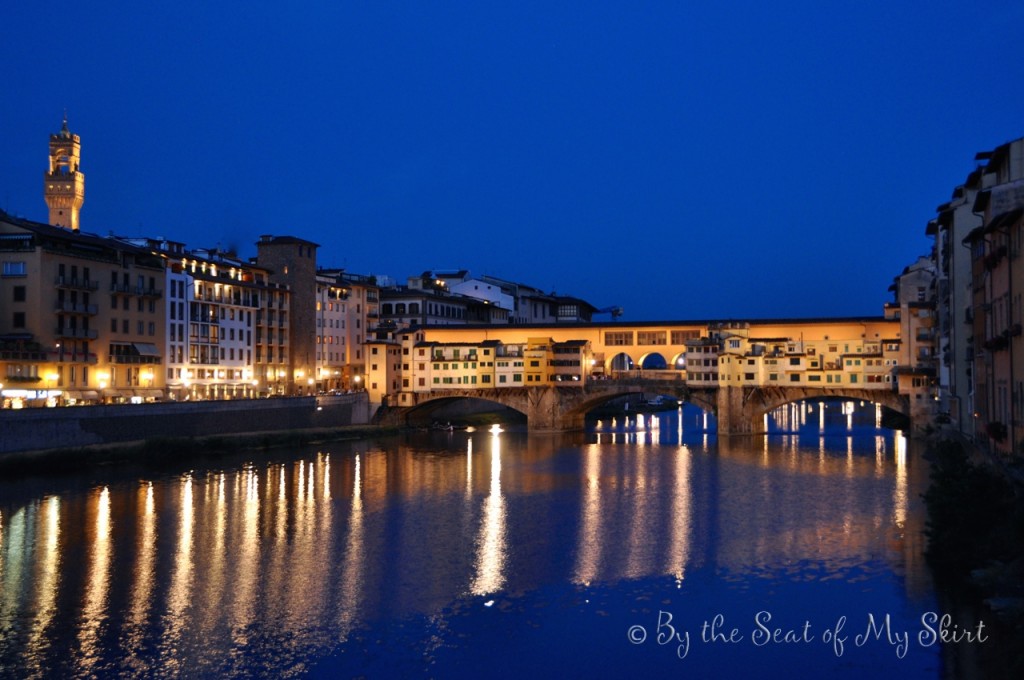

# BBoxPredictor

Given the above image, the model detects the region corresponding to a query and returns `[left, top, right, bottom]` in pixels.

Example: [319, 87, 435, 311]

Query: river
[0, 402, 965, 678]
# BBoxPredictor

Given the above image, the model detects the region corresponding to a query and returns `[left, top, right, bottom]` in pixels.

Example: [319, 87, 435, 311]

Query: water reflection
[25, 496, 60, 671]
[0, 406, 934, 677]
[338, 454, 364, 638]
[470, 429, 507, 595]
[78, 486, 111, 673]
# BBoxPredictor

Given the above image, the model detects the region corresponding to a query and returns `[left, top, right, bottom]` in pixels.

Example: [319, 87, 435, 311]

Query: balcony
[54, 301, 98, 315]
[0, 349, 48, 361]
[57, 353, 99, 364]
[54, 327, 98, 339]
[54, 276, 99, 291]
[108, 355, 161, 365]
[137, 285, 163, 298]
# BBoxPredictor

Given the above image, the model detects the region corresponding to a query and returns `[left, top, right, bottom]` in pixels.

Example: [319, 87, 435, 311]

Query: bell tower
[44, 115, 85, 231]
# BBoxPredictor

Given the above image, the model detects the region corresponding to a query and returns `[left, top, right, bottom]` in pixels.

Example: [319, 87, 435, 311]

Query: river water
[0, 403, 963, 678]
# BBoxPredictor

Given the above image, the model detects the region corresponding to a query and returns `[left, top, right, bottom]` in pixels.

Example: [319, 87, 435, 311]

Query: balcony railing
[54, 301, 98, 315]
[108, 355, 162, 364]
[54, 327, 98, 339]
[54, 276, 100, 291]
[56, 353, 99, 364]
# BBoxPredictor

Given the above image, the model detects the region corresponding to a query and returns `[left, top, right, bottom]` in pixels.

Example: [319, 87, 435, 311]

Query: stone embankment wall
[0, 394, 371, 455]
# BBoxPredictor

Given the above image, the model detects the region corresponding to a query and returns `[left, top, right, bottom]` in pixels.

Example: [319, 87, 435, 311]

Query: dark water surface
[0, 404, 963, 678]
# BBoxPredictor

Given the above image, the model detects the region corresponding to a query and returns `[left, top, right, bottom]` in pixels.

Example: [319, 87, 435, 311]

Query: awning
[64, 390, 83, 399]
[135, 389, 163, 398]
[133, 343, 161, 357]
[82, 390, 100, 400]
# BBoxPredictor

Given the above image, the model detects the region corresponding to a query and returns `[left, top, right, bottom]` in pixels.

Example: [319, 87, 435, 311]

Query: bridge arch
[608, 352, 635, 371]
[717, 386, 910, 435]
[638, 352, 667, 369]
[390, 395, 528, 427]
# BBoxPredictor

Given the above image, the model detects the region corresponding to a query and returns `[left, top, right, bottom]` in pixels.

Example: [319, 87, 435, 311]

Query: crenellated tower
[44, 115, 85, 231]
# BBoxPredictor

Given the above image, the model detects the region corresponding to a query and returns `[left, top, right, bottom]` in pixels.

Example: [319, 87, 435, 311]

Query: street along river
[0, 403, 971, 677]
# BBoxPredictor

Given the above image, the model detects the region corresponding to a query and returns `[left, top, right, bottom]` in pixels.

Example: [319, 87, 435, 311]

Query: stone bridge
[714, 385, 910, 435]
[374, 379, 910, 434]
[376, 383, 647, 430]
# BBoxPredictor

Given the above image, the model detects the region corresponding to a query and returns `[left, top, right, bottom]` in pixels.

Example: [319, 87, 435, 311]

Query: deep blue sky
[2, 2, 1022, 320]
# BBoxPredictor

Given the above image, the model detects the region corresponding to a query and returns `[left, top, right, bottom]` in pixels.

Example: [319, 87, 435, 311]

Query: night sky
[2, 1, 1022, 320]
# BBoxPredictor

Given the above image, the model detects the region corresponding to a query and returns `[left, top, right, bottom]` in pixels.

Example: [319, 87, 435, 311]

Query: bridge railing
[609, 369, 687, 382]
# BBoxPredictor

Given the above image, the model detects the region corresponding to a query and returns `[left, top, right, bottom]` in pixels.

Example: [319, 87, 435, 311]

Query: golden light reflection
[26, 496, 61, 665]
[200, 474, 228, 637]
[466, 437, 474, 499]
[161, 475, 194, 668]
[667, 445, 691, 586]
[125, 483, 155, 661]
[894, 431, 908, 529]
[1, 508, 26, 625]
[875, 435, 887, 474]
[338, 454, 365, 637]
[470, 431, 506, 595]
[79, 486, 111, 672]
[232, 466, 260, 645]
[573, 444, 602, 585]
[323, 453, 331, 501]
[625, 445, 652, 580]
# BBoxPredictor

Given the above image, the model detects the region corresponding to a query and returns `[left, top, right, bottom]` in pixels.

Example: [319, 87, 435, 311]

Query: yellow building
[0, 211, 166, 406]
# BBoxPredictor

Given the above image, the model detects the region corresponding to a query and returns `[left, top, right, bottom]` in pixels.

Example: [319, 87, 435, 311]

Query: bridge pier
[716, 386, 763, 436]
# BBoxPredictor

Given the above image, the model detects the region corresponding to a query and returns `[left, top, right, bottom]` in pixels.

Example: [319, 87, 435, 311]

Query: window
[637, 331, 667, 345]
[605, 331, 633, 346]
[12, 312, 25, 328]
[671, 330, 699, 344]
[2, 261, 26, 277]
[12, 286, 25, 302]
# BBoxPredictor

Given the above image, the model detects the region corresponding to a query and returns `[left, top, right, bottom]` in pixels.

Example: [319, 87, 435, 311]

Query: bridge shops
[367, 317, 933, 433]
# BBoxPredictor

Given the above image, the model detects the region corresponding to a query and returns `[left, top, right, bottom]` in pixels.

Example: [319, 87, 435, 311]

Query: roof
[418, 315, 891, 331]
[0, 209, 165, 266]
[256, 235, 321, 248]
[962, 207, 1024, 245]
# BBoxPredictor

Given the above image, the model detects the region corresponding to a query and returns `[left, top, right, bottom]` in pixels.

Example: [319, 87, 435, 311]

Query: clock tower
[44, 115, 85, 232]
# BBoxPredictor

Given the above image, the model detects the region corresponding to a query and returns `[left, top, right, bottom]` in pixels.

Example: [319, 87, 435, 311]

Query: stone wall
[0, 394, 370, 455]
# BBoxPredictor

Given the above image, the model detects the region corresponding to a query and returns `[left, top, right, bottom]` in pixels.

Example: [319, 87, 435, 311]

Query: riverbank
[0, 423, 401, 477]
[923, 437, 1024, 676]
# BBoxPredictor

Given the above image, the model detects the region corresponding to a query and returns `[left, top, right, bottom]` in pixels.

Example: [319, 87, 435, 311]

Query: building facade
[0, 212, 166, 407]
[961, 137, 1024, 455]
